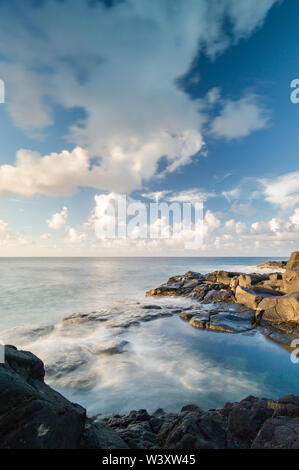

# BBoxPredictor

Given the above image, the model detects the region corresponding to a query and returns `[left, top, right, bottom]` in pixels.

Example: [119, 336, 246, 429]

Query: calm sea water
[1, 256, 298, 415]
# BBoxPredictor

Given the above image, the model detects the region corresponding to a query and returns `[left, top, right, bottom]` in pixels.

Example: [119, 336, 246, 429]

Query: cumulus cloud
[65, 227, 87, 244]
[210, 95, 269, 140]
[47, 207, 68, 230]
[260, 171, 299, 208]
[290, 208, 299, 228]
[0, 0, 279, 195]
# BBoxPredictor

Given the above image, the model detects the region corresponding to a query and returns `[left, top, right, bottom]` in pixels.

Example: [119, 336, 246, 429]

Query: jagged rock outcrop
[99, 394, 299, 449]
[146, 251, 299, 339]
[0, 345, 128, 449]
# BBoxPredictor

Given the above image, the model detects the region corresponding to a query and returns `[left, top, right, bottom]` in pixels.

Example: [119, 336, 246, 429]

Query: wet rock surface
[146, 251, 299, 345]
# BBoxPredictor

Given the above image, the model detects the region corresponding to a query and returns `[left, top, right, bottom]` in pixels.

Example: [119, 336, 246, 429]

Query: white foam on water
[2, 295, 296, 416]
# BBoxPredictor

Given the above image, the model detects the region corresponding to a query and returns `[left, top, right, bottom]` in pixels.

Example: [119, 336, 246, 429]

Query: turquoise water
[1, 256, 297, 415]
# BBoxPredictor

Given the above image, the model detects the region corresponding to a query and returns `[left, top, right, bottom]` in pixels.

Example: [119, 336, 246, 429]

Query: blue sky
[0, 0, 298, 256]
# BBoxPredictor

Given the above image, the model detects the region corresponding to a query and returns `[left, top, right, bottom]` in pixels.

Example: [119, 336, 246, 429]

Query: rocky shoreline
[146, 252, 299, 349]
[1, 252, 299, 449]
[1, 344, 299, 449]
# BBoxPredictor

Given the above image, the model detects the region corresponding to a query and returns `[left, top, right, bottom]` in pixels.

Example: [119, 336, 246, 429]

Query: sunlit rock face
[283, 252, 299, 294]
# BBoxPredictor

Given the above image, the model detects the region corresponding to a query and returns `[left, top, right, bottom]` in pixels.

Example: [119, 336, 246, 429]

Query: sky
[0, 0, 298, 256]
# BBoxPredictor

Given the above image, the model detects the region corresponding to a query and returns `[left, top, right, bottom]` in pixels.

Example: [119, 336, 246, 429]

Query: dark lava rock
[226, 396, 273, 447]
[158, 408, 238, 449]
[202, 288, 235, 304]
[207, 312, 253, 334]
[0, 345, 86, 449]
[251, 416, 299, 449]
[0, 345, 127, 449]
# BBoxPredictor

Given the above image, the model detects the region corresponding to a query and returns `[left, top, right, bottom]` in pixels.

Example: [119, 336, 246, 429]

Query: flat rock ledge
[2, 345, 299, 449]
[146, 252, 299, 345]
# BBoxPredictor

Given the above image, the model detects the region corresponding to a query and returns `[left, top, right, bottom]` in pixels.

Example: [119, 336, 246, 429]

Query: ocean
[1, 256, 298, 416]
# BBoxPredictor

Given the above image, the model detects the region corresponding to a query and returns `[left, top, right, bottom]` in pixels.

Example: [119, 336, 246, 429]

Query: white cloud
[224, 219, 246, 235]
[261, 171, 299, 208]
[0, 219, 28, 248]
[47, 207, 68, 230]
[230, 201, 256, 217]
[167, 189, 215, 204]
[142, 188, 215, 203]
[0, 0, 279, 194]
[210, 95, 269, 140]
[65, 227, 87, 244]
[0, 147, 102, 197]
[0, 220, 12, 241]
[290, 208, 299, 229]
[41, 233, 52, 240]
[141, 191, 171, 202]
[204, 210, 221, 234]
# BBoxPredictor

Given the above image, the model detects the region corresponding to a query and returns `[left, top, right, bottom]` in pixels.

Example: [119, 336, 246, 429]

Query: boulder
[226, 396, 273, 447]
[0, 345, 86, 449]
[286, 251, 299, 271]
[251, 417, 299, 449]
[238, 273, 269, 288]
[183, 271, 205, 280]
[214, 271, 240, 285]
[235, 286, 281, 311]
[80, 418, 129, 449]
[189, 314, 210, 330]
[146, 283, 182, 296]
[0, 345, 128, 449]
[190, 285, 210, 300]
[179, 311, 195, 321]
[256, 292, 299, 333]
[202, 288, 235, 304]
[99, 409, 158, 449]
[283, 268, 299, 294]
[207, 312, 253, 334]
[158, 408, 237, 449]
